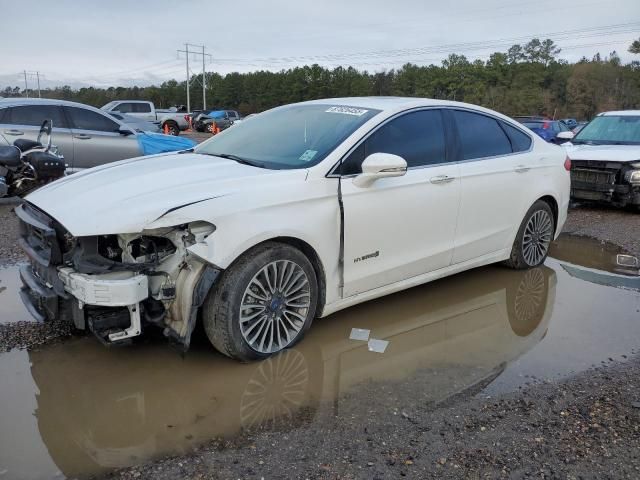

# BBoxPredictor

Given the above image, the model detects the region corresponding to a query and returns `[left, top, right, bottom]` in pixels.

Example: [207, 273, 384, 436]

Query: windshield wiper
[178, 148, 195, 153]
[201, 152, 266, 168]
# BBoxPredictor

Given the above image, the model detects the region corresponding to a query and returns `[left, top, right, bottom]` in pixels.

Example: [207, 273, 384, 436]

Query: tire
[163, 121, 180, 136]
[504, 200, 555, 270]
[202, 242, 318, 361]
[206, 123, 215, 134]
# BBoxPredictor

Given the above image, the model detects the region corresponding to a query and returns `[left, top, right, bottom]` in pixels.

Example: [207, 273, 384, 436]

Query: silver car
[0, 98, 140, 169]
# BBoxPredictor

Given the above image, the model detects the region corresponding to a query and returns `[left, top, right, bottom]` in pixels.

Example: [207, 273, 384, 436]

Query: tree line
[3, 38, 640, 120]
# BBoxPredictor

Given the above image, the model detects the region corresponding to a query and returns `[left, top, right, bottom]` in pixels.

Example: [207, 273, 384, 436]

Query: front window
[573, 115, 640, 145]
[195, 104, 380, 169]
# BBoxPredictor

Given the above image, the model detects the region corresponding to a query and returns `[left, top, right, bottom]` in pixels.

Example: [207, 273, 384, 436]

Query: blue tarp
[137, 132, 196, 155]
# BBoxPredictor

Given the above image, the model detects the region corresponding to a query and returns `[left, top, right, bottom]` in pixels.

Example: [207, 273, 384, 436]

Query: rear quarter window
[501, 122, 532, 152]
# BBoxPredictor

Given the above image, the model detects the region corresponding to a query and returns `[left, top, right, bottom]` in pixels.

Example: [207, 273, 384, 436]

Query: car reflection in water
[29, 265, 555, 477]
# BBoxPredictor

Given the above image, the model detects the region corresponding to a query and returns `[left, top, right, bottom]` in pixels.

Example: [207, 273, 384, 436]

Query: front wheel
[505, 200, 555, 270]
[202, 242, 318, 361]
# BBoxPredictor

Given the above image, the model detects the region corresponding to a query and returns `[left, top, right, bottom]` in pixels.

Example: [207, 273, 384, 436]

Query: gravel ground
[101, 355, 640, 480]
[0, 204, 25, 265]
[564, 204, 640, 257]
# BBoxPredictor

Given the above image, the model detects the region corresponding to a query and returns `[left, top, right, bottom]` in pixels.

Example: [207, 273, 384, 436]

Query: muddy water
[0, 264, 31, 324]
[0, 236, 639, 479]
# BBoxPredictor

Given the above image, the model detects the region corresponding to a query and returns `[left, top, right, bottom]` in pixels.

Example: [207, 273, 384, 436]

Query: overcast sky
[1, 0, 638, 89]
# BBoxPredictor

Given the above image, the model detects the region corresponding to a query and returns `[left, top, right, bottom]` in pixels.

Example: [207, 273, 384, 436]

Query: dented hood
[26, 153, 303, 236]
[564, 144, 640, 162]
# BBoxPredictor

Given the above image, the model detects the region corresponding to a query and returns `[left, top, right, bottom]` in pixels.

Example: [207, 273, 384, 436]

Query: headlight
[625, 169, 640, 184]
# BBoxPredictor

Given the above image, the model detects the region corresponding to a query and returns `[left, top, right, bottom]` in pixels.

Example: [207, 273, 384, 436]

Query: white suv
[17, 97, 570, 361]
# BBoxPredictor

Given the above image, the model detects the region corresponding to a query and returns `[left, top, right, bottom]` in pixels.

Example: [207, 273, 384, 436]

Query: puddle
[0, 235, 639, 478]
[550, 234, 639, 276]
[0, 264, 33, 324]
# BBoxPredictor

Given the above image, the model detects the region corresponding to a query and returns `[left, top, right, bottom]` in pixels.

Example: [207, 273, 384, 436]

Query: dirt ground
[1, 203, 639, 479]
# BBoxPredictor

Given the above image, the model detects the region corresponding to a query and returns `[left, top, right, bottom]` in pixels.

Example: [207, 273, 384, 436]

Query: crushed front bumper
[570, 161, 640, 207]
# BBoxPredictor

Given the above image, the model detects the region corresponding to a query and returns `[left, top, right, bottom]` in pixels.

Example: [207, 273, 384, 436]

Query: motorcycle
[0, 119, 66, 198]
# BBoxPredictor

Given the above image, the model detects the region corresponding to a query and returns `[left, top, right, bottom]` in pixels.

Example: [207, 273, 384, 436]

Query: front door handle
[4, 130, 23, 136]
[515, 165, 530, 173]
[430, 175, 455, 184]
[73, 134, 92, 140]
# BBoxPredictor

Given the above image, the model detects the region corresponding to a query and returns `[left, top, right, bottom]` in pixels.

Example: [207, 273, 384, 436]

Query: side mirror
[118, 127, 134, 136]
[556, 131, 574, 141]
[352, 153, 407, 188]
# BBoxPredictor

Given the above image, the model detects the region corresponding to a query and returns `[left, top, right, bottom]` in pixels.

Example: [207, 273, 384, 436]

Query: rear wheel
[203, 242, 318, 361]
[163, 121, 180, 136]
[505, 200, 555, 269]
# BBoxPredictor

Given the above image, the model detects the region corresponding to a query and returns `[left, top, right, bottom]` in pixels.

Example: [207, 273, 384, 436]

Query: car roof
[299, 97, 524, 123]
[598, 110, 640, 116]
[0, 97, 97, 109]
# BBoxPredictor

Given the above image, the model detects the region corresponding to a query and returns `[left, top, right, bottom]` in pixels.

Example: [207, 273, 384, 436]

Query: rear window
[133, 103, 152, 113]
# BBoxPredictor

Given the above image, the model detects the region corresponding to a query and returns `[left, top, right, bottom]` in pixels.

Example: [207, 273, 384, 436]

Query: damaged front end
[16, 202, 220, 348]
[570, 160, 640, 207]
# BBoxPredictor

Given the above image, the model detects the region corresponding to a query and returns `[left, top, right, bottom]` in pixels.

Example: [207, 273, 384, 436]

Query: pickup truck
[101, 101, 190, 136]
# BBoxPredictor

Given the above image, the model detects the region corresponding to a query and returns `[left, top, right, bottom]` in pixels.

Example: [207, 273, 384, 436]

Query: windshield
[101, 101, 118, 111]
[194, 104, 380, 169]
[573, 115, 640, 145]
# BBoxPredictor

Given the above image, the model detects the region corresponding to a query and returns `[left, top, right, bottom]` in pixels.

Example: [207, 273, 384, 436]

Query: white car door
[450, 109, 536, 264]
[340, 109, 461, 297]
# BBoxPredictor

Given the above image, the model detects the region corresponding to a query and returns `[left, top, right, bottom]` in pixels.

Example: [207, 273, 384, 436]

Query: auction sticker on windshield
[299, 150, 318, 162]
[326, 106, 369, 116]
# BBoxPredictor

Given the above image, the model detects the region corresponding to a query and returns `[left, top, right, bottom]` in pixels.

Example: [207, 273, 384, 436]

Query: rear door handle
[430, 175, 456, 184]
[73, 134, 92, 140]
[515, 165, 530, 173]
[4, 130, 23, 136]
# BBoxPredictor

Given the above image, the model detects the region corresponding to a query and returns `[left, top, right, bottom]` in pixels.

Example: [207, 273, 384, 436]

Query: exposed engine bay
[17, 202, 220, 348]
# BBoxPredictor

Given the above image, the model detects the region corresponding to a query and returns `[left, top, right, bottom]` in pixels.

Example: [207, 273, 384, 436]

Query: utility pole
[23, 71, 43, 98]
[177, 43, 212, 112]
[202, 44, 206, 110]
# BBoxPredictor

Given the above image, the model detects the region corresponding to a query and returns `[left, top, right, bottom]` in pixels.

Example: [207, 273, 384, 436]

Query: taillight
[184, 115, 190, 122]
[543, 121, 550, 129]
[564, 156, 571, 171]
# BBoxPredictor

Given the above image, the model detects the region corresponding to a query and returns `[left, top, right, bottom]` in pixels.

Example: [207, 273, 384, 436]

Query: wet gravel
[0, 320, 73, 352]
[101, 355, 640, 480]
[0, 204, 25, 265]
[564, 204, 640, 257]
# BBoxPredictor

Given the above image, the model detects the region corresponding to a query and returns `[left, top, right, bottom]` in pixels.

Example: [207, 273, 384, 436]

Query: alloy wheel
[239, 260, 311, 354]
[522, 210, 553, 266]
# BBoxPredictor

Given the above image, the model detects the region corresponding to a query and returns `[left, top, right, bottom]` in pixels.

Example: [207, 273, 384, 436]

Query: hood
[564, 144, 640, 162]
[26, 153, 306, 236]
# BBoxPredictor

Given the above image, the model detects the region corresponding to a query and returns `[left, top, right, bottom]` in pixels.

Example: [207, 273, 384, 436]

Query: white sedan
[17, 97, 570, 361]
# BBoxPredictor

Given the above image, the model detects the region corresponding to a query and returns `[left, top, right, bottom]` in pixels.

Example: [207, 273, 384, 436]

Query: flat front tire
[505, 200, 555, 270]
[202, 242, 318, 361]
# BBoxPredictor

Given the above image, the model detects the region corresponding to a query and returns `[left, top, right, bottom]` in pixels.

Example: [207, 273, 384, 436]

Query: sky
[1, 0, 639, 90]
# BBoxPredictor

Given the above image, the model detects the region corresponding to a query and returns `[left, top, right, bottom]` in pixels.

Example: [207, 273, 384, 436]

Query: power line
[178, 43, 213, 111]
[210, 21, 640, 66]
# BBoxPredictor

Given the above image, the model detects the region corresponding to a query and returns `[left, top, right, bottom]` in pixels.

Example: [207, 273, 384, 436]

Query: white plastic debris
[367, 338, 389, 353]
[349, 328, 370, 341]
